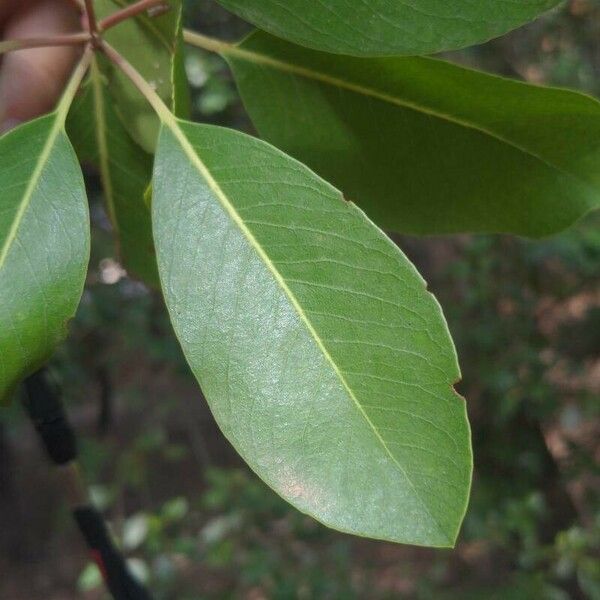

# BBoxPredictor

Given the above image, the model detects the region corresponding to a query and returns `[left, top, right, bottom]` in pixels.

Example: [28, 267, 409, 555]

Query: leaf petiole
[182, 30, 233, 55]
[99, 40, 173, 123]
[84, 0, 99, 36]
[56, 45, 94, 123]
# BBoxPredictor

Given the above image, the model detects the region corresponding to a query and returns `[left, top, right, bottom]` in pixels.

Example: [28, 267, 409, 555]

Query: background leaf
[224, 32, 600, 236]
[96, 0, 188, 152]
[0, 116, 89, 402]
[67, 0, 189, 284]
[67, 56, 159, 286]
[214, 0, 561, 56]
[152, 121, 472, 546]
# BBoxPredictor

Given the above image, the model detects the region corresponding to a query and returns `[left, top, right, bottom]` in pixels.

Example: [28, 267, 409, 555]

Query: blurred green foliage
[66, 200, 599, 599]
[433, 220, 600, 599]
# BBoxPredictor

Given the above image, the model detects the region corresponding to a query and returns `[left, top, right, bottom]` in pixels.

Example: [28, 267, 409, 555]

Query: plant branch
[99, 0, 169, 31]
[183, 29, 234, 55]
[0, 33, 91, 56]
[84, 0, 98, 35]
[100, 40, 171, 122]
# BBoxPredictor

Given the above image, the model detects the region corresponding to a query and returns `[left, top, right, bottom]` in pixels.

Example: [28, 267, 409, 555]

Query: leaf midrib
[224, 39, 597, 198]
[162, 118, 452, 543]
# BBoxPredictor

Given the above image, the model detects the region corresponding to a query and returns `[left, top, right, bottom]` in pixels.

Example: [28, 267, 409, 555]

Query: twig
[0, 33, 91, 55]
[84, 0, 98, 35]
[99, 0, 170, 31]
[56, 45, 94, 121]
[183, 29, 233, 55]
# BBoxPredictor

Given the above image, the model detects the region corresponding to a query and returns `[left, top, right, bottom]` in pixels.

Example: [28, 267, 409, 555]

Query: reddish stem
[99, 0, 170, 31]
[84, 0, 98, 35]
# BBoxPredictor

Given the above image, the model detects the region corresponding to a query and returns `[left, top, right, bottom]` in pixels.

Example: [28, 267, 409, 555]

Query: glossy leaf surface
[153, 120, 472, 546]
[0, 116, 89, 401]
[68, 56, 158, 285]
[225, 32, 600, 236]
[215, 0, 561, 56]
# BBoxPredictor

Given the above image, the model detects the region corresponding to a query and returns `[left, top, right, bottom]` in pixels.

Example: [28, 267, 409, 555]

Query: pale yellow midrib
[90, 58, 118, 229]
[164, 119, 451, 542]
[0, 118, 62, 270]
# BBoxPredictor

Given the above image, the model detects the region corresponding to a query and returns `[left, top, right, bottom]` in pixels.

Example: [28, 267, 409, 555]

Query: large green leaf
[97, 0, 187, 151]
[152, 119, 472, 546]
[220, 31, 600, 236]
[0, 115, 89, 401]
[214, 0, 561, 56]
[68, 56, 159, 286]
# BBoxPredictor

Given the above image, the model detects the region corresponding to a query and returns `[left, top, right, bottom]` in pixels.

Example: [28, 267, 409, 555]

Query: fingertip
[0, 0, 81, 125]
[0, 118, 22, 135]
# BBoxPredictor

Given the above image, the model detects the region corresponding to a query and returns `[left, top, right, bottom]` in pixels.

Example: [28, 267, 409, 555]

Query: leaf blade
[67, 56, 159, 286]
[152, 120, 472, 545]
[0, 116, 89, 401]
[214, 0, 561, 56]
[223, 31, 600, 236]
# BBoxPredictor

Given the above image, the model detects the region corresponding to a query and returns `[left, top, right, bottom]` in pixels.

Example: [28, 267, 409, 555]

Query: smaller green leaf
[0, 115, 89, 401]
[223, 31, 600, 237]
[68, 56, 159, 286]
